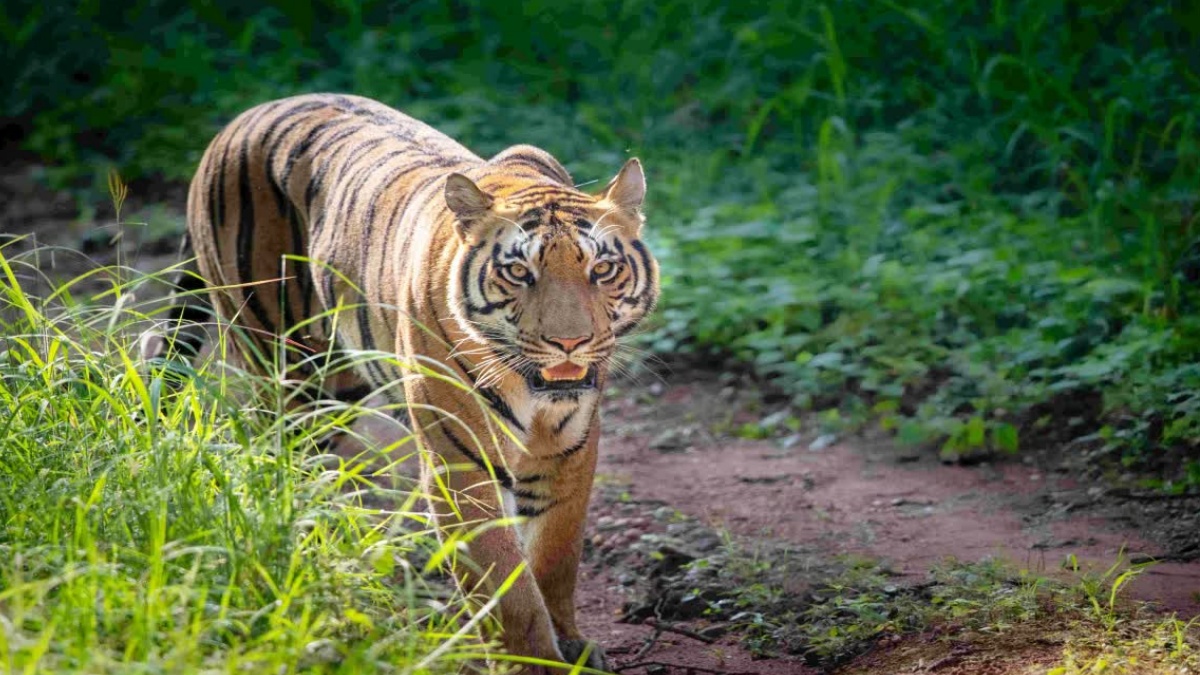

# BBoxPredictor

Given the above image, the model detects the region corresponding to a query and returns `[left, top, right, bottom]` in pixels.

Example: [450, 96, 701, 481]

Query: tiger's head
[444, 155, 658, 396]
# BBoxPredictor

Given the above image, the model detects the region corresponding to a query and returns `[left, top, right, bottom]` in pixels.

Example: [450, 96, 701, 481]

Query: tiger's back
[188, 94, 491, 386]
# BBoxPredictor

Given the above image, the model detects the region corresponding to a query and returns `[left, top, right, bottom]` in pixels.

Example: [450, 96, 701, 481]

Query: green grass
[692, 540, 1199, 671]
[4, 2, 1200, 484]
[0, 247, 524, 673]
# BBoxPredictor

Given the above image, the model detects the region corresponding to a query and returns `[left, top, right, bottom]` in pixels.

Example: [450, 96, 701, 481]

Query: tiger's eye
[593, 261, 613, 277]
[508, 263, 528, 279]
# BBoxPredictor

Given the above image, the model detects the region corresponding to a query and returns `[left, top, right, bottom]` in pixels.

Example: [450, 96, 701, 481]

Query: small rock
[648, 382, 665, 396]
[618, 572, 636, 586]
[591, 534, 605, 548]
[650, 428, 688, 452]
[808, 433, 837, 451]
[779, 433, 804, 450]
[595, 516, 615, 530]
[759, 409, 792, 431]
[652, 506, 674, 521]
[652, 543, 699, 575]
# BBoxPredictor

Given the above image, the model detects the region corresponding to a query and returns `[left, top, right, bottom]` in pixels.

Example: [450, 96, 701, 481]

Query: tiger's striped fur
[144, 93, 658, 668]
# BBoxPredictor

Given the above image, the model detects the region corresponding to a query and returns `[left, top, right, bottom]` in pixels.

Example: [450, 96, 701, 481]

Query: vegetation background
[2, 1, 1199, 672]
[6, 0, 1200, 487]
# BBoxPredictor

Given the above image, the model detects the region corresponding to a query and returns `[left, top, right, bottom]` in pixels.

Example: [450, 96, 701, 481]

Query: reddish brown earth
[576, 376, 1200, 673]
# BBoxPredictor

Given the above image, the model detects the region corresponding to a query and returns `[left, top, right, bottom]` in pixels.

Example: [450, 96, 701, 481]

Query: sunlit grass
[0, 246, 521, 673]
[1048, 614, 1200, 675]
[682, 533, 1200, 672]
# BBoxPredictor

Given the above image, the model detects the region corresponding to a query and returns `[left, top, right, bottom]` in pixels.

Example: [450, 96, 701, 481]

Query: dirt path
[579, 375, 1200, 673]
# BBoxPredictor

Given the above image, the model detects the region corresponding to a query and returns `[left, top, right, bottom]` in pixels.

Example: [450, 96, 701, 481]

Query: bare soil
[576, 375, 1200, 673]
[603, 376, 1200, 610]
[5, 160, 1199, 674]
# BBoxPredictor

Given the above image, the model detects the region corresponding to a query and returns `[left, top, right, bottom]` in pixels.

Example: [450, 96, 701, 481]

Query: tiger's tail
[138, 250, 212, 365]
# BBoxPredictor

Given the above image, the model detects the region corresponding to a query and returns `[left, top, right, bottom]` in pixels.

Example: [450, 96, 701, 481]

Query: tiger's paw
[557, 638, 607, 670]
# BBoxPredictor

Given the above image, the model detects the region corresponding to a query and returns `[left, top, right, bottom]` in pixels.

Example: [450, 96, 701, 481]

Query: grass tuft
[0, 249, 509, 673]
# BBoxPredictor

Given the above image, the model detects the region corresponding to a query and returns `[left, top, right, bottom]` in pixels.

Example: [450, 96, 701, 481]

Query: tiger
[140, 93, 658, 670]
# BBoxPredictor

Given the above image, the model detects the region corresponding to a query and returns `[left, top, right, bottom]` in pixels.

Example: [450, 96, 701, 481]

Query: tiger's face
[445, 159, 658, 395]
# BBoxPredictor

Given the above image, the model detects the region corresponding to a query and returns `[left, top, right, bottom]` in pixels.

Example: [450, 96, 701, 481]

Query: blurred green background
[3, 0, 1200, 486]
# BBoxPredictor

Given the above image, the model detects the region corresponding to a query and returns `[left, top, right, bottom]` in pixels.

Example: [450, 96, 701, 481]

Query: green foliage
[655, 132, 1200, 477]
[5, 0, 1200, 483]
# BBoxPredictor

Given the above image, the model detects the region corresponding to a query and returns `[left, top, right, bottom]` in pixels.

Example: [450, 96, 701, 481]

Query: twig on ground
[643, 618, 716, 644]
[605, 645, 636, 655]
[624, 601, 718, 663]
[631, 627, 662, 660]
[615, 661, 757, 675]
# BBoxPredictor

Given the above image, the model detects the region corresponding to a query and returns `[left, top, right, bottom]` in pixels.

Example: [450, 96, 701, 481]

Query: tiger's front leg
[522, 443, 607, 669]
[418, 433, 565, 668]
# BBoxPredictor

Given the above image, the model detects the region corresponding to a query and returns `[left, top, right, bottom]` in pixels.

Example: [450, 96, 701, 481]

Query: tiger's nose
[543, 334, 592, 353]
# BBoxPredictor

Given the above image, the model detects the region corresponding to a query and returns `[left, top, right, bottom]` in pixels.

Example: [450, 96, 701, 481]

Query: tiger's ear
[598, 158, 645, 212]
[445, 173, 494, 224]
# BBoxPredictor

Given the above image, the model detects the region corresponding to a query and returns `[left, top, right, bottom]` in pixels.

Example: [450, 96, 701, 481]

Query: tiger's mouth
[528, 363, 597, 392]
